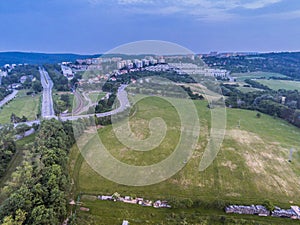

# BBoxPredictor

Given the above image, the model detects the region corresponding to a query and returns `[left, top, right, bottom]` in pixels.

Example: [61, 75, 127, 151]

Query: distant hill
[203, 51, 300, 79]
[0, 52, 101, 66]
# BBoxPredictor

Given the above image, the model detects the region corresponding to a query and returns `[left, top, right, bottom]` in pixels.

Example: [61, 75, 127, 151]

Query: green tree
[3, 209, 27, 225]
[32, 80, 42, 93]
[256, 112, 261, 118]
[263, 199, 275, 211]
[15, 124, 30, 137]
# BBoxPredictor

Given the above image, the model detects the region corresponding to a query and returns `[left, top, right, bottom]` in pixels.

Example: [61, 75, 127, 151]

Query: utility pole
[288, 148, 294, 163]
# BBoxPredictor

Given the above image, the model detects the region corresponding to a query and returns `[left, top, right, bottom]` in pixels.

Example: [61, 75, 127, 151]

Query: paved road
[60, 84, 130, 121]
[0, 90, 18, 108]
[39, 67, 56, 119]
[13, 120, 40, 128]
[16, 128, 36, 140]
[11, 82, 129, 128]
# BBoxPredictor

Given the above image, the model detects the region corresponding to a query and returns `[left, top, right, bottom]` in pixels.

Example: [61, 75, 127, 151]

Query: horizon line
[1, 50, 300, 56]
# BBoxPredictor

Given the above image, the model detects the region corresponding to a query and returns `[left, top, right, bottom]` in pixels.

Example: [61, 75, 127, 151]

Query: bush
[263, 199, 275, 211]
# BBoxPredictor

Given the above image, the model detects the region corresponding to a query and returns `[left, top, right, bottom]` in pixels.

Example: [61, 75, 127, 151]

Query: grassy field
[75, 199, 300, 225]
[257, 79, 300, 91]
[231, 72, 287, 82]
[235, 85, 261, 93]
[0, 90, 40, 124]
[69, 96, 300, 224]
[87, 92, 106, 104]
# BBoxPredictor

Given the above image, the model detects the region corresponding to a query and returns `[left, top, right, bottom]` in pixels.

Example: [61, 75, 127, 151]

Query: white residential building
[61, 65, 74, 80]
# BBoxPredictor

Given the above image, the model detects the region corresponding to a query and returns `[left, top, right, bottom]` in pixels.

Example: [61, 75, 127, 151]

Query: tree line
[0, 125, 16, 179]
[223, 84, 300, 128]
[43, 64, 69, 91]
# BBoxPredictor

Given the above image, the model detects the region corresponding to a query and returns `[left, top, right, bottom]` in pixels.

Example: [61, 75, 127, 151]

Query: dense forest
[0, 125, 16, 179]
[0, 120, 76, 224]
[0, 52, 101, 66]
[0, 117, 114, 225]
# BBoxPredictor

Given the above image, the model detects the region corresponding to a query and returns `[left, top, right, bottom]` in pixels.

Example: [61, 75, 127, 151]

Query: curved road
[60, 84, 130, 121]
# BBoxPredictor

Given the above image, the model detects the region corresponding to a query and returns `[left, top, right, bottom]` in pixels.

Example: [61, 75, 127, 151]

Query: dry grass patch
[221, 161, 237, 171]
[226, 129, 300, 197]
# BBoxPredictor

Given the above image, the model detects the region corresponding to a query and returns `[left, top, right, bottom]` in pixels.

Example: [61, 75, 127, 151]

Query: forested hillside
[203, 52, 300, 79]
[0, 52, 101, 66]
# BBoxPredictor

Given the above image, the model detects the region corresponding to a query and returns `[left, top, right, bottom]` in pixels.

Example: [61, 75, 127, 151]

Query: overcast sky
[1, 0, 300, 54]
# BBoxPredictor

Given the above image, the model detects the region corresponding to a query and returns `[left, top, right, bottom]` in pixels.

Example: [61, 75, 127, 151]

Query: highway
[39, 67, 56, 119]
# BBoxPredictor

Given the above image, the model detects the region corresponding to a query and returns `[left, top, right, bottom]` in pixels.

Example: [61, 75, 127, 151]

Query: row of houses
[76, 57, 122, 65]
[111, 63, 174, 81]
[98, 193, 171, 209]
[272, 206, 300, 219]
[0, 69, 8, 77]
[225, 205, 300, 220]
[7, 75, 35, 90]
[117, 57, 165, 70]
[225, 205, 269, 216]
[168, 63, 231, 79]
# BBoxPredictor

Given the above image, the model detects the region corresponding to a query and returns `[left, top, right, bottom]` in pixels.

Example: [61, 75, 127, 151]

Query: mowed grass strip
[257, 79, 300, 91]
[236, 85, 261, 93]
[231, 72, 287, 81]
[87, 92, 106, 104]
[0, 90, 40, 124]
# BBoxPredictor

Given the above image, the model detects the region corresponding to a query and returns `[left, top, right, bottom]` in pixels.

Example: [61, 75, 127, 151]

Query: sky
[1, 0, 300, 54]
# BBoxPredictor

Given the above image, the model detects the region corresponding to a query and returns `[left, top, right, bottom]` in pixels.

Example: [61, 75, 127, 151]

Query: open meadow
[69, 96, 300, 224]
[257, 79, 300, 91]
[231, 72, 287, 82]
[0, 90, 40, 124]
[87, 92, 106, 104]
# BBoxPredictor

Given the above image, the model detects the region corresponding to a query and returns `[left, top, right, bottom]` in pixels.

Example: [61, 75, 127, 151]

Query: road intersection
[15, 69, 130, 127]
